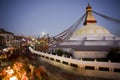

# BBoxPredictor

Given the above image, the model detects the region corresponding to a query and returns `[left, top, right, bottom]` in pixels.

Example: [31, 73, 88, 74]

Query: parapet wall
[29, 47, 120, 80]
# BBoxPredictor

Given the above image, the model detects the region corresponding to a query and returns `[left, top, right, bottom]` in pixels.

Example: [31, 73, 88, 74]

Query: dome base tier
[69, 23, 114, 40]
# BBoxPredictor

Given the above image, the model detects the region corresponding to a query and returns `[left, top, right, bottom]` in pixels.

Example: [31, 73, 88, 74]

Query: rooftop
[0, 28, 13, 34]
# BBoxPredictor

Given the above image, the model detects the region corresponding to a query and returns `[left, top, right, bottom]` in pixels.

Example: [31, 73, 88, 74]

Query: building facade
[0, 29, 14, 47]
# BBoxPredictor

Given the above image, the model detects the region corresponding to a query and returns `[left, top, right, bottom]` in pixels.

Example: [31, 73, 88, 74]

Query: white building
[0, 29, 14, 47]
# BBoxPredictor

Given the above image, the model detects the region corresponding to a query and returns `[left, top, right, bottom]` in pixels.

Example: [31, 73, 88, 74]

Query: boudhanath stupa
[52, 4, 120, 59]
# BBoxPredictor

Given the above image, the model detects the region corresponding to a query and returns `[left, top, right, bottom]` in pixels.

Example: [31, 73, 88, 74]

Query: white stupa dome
[69, 23, 114, 40]
[69, 4, 114, 40]
[72, 23, 113, 36]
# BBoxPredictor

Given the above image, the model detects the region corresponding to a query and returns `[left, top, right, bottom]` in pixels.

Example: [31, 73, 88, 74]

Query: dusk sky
[0, 0, 120, 37]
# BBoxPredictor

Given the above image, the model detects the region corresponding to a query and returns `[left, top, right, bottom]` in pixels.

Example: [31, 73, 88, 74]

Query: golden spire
[84, 3, 97, 25]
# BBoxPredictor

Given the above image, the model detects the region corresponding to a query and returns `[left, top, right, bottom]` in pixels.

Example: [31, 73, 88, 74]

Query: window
[62, 61, 68, 65]
[85, 66, 95, 70]
[114, 68, 120, 73]
[70, 63, 78, 68]
[99, 67, 109, 71]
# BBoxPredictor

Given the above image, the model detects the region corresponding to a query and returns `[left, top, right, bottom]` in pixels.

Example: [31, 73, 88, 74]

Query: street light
[22, 38, 25, 41]
[32, 38, 35, 41]
[41, 32, 46, 37]
[42, 32, 45, 35]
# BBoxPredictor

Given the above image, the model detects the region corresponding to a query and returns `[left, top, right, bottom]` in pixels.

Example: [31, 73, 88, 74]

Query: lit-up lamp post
[21, 38, 27, 46]
[41, 32, 46, 38]
[35, 32, 49, 52]
[42, 32, 49, 52]
[31, 38, 36, 49]
[42, 32, 45, 35]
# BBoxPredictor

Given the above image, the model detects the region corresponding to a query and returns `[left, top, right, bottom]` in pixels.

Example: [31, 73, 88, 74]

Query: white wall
[74, 51, 107, 58]
[84, 41, 113, 46]
[29, 47, 120, 80]
[60, 41, 83, 45]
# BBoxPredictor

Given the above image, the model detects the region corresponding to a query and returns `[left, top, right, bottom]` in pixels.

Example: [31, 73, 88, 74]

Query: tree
[0, 36, 5, 49]
[57, 49, 64, 56]
[64, 51, 70, 58]
[107, 47, 120, 62]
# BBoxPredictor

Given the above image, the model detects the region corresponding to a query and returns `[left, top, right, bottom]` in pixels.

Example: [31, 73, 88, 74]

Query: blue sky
[0, 0, 120, 37]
